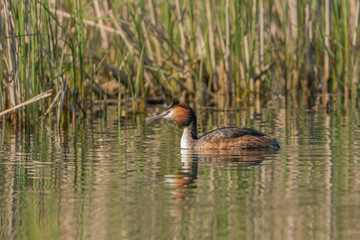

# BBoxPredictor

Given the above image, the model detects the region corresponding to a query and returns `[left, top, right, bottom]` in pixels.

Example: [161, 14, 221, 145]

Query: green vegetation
[0, 0, 359, 124]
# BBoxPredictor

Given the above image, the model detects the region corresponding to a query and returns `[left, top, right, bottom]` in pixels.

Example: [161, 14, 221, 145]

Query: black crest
[165, 98, 180, 110]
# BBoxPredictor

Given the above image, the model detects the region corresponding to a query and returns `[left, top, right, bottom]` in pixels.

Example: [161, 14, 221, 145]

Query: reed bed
[0, 0, 359, 124]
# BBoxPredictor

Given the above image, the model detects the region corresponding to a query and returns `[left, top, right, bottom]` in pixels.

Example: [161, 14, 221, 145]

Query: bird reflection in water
[164, 150, 199, 199]
[165, 148, 276, 209]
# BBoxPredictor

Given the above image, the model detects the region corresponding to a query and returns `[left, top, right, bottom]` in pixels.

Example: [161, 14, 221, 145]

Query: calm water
[1, 100, 360, 240]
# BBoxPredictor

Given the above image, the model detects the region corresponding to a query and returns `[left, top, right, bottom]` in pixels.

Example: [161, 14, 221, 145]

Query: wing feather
[198, 127, 267, 143]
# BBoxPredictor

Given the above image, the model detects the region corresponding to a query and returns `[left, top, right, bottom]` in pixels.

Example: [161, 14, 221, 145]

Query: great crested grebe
[146, 99, 280, 150]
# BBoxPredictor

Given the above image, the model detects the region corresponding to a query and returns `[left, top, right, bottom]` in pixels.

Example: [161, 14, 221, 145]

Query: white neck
[179, 119, 198, 149]
[181, 127, 192, 149]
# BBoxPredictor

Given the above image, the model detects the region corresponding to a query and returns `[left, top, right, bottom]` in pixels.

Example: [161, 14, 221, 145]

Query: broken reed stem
[0, 90, 53, 117]
[93, 0, 109, 49]
[141, 20, 154, 62]
[253, 63, 274, 81]
[43, 90, 61, 116]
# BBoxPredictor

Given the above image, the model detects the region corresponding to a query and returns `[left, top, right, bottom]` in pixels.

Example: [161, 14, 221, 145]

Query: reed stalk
[343, 0, 351, 101]
[305, 4, 314, 91]
[258, 0, 264, 94]
[225, 0, 233, 100]
[4, 0, 22, 122]
[350, 1, 359, 99]
[324, 0, 331, 94]
[148, 0, 162, 65]
[206, 0, 218, 92]
[286, 0, 299, 94]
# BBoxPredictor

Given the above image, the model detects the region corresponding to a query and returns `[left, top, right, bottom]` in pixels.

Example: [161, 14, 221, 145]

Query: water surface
[1, 100, 360, 239]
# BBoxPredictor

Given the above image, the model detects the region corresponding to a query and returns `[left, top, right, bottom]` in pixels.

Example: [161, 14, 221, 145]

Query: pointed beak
[146, 111, 168, 121]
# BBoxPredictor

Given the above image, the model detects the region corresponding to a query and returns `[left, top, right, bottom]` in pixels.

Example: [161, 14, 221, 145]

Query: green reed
[0, 0, 359, 123]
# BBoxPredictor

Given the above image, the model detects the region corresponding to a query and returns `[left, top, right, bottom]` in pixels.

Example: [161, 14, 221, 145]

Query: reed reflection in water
[0, 100, 360, 239]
